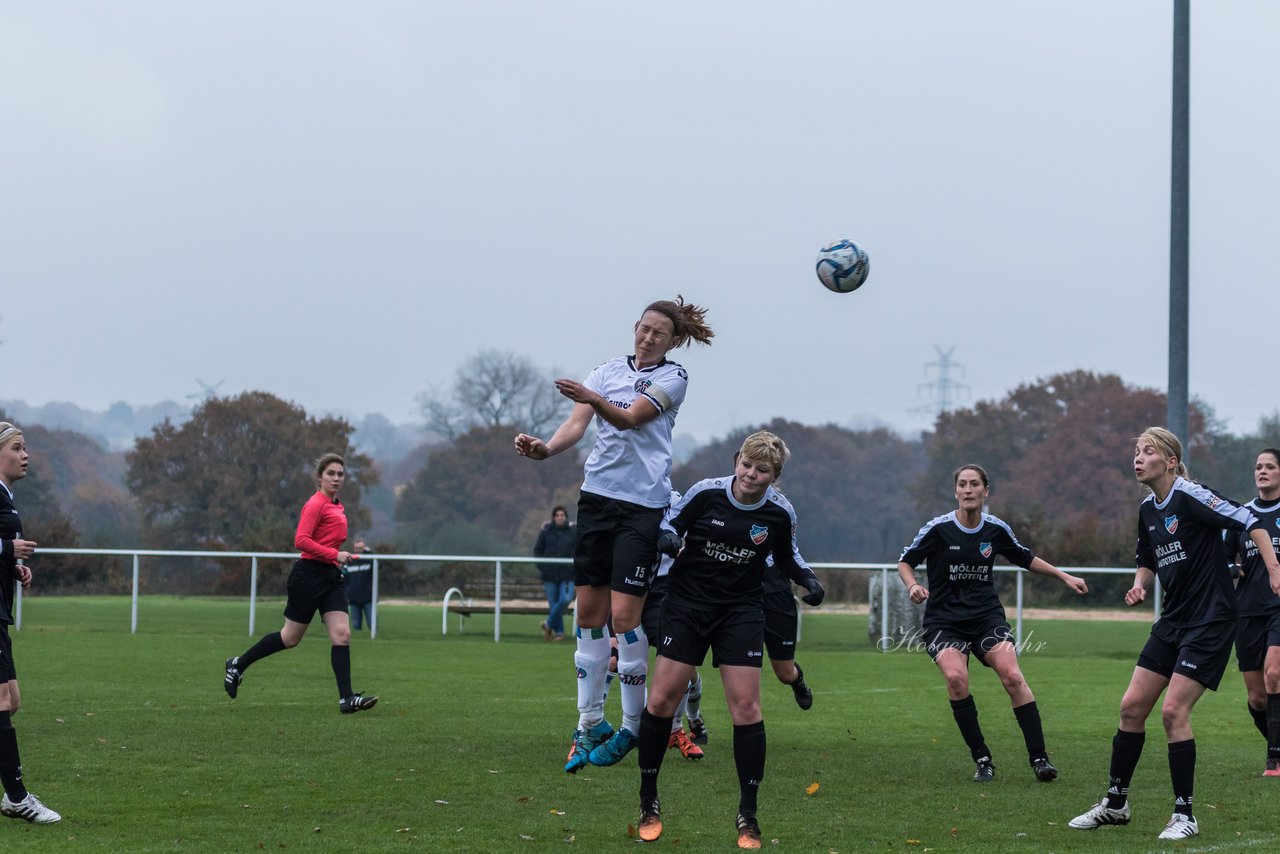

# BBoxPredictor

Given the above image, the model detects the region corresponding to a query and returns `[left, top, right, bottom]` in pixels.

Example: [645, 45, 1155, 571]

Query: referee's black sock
[1248, 702, 1268, 738]
[331, 645, 353, 698]
[236, 631, 287, 671]
[638, 709, 673, 800]
[1012, 700, 1047, 761]
[1105, 728, 1145, 809]
[949, 696, 990, 763]
[1268, 693, 1280, 760]
[0, 712, 28, 803]
[733, 720, 766, 817]
[1168, 738, 1196, 817]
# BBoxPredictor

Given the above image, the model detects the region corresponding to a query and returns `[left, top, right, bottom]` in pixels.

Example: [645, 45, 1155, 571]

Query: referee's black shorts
[0, 625, 15, 682]
[573, 492, 664, 596]
[284, 559, 349, 624]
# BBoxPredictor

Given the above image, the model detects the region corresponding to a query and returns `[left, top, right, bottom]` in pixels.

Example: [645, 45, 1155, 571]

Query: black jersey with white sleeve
[1230, 497, 1280, 617]
[1136, 476, 1261, 628]
[662, 476, 816, 608]
[899, 511, 1035, 624]
[580, 356, 688, 509]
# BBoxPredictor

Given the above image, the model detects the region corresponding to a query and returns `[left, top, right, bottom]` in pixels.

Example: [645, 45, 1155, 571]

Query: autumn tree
[417, 350, 570, 440]
[126, 393, 375, 590]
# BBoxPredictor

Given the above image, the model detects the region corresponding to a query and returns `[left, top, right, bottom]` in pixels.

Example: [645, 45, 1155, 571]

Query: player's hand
[656, 530, 682, 559]
[907, 583, 929, 604]
[800, 576, 825, 607]
[1269, 566, 1280, 597]
[16, 563, 32, 588]
[1064, 574, 1088, 595]
[514, 433, 549, 460]
[553, 379, 596, 405]
[337, 551, 353, 565]
[12, 538, 36, 560]
[1124, 585, 1146, 607]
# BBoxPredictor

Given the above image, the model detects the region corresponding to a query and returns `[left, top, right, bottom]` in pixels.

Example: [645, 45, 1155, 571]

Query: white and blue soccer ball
[815, 239, 870, 293]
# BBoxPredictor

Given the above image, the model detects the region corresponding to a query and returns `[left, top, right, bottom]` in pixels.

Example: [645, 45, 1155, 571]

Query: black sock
[949, 695, 990, 763]
[1268, 693, 1280, 760]
[1013, 700, 1046, 761]
[1248, 702, 1268, 738]
[733, 720, 766, 817]
[0, 712, 27, 803]
[331, 645, 353, 698]
[1106, 729, 1146, 809]
[236, 631, 287, 671]
[1168, 738, 1196, 817]
[638, 709, 673, 800]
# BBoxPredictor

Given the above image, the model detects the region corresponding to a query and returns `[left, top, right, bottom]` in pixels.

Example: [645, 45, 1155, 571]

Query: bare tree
[418, 350, 570, 440]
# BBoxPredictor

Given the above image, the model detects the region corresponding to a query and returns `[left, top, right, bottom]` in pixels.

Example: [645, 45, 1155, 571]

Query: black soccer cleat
[340, 693, 379, 714]
[1032, 756, 1058, 782]
[736, 812, 762, 849]
[637, 796, 662, 842]
[688, 715, 709, 746]
[973, 758, 996, 783]
[224, 657, 243, 699]
[789, 664, 813, 711]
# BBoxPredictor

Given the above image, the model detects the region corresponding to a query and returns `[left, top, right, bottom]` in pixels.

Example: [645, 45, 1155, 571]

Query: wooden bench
[441, 577, 574, 636]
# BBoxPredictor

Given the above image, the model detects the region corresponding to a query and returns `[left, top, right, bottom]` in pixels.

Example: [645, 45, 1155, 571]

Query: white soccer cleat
[1156, 813, 1198, 840]
[1, 792, 62, 824]
[1068, 796, 1131, 830]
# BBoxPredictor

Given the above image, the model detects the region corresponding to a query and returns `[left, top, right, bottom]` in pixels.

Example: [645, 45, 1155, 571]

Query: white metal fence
[16, 549, 1156, 645]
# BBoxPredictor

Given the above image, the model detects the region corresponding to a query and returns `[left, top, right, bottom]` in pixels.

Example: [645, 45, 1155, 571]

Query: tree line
[8, 363, 1280, 604]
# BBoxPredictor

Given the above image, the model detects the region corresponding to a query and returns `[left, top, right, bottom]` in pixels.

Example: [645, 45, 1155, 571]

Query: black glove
[800, 576, 825, 607]
[656, 529, 683, 558]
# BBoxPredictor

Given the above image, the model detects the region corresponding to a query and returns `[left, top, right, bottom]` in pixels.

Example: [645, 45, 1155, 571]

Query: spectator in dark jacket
[535, 506, 576, 640]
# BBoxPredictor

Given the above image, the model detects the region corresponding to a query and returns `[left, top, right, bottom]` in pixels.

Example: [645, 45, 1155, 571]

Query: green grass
[5, 597, 1280, 851]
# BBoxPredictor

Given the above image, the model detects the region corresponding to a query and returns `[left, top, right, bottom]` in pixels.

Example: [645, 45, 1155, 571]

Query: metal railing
[15, 549, 1153, 645]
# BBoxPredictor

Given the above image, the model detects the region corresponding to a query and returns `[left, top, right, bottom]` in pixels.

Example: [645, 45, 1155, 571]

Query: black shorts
[1236, 612, 1280, 672]
[0, 625, 14, 682]
[763, 589, 798, 661]
[922, 614, 1013, 667]
[1138, 618, 1235, 691]
[658, 598, 764, 668]
[284, 559, 349, 624]
[573, 492, 664, 596]
[642, 576, 670, 644]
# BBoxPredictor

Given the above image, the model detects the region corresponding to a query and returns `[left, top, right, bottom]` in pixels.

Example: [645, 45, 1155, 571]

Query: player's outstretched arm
[515, 402, 594, 461]
[1026, 557, 1088, 595]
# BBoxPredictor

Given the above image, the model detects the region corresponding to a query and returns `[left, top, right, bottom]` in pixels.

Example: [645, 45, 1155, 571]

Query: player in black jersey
[897, 463, 1087, 785]
[1227, 449, 1280, 776]
[0, 423, 60, 824]
[631, 431, 824, 849]
[1070, 428, 1280, 841]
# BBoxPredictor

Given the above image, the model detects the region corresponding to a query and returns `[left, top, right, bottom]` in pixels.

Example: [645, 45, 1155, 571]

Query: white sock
[616, 625, 649, 734]
[672, 685, 690, 734]
[686, 672, 703, 722]
[574, 626, 611, 730]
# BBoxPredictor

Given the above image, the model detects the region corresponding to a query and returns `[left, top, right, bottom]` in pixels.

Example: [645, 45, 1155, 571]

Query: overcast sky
[3, 1, 1278, 445]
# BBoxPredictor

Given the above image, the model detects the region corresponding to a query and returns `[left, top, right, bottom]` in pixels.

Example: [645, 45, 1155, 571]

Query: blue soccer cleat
[588, 726, 638, 766]
[564, 719, 614, 773]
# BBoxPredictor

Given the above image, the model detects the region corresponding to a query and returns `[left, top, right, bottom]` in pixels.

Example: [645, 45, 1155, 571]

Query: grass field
[3, 596, 1279, 852]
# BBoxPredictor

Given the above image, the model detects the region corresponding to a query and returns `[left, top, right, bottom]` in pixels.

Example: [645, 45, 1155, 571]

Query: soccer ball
[815, 240, 870, 293]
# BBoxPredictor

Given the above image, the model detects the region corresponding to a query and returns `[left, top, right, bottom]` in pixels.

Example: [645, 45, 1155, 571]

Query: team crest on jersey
[1205, 495, 1221, 509]
[634, 378, 652, 394]
[979, 542, 993, 559]
[749, 524, 768, 545]
[1164, 515, 1179, 534]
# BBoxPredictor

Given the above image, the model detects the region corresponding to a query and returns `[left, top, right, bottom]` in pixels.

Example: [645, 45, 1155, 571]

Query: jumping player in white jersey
[1070, 428, 1280, 840]
[633, 431, 824, 849]
[1230, 449, 1280, 775]
[514, 297, 713, 773]
[898, 463, 1087, 785]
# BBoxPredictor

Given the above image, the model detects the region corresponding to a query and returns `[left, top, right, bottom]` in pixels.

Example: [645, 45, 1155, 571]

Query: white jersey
[655, 490, 682, 578]
[581, 355, 688, 508]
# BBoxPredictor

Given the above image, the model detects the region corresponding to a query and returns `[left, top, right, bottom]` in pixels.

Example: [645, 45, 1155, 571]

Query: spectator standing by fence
[535, 506, 576, 641]
[344, 541, 373, 632]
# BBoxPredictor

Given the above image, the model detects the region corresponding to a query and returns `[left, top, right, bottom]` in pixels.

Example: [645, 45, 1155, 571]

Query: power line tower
[914, 346, 969, 418]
